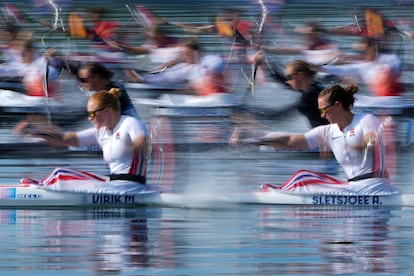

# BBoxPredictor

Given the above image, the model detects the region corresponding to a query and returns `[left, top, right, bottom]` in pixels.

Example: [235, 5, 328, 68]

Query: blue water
[1, 148, 414, 275]
[2, 0, 414, 275]
[0, 202, 413, 275]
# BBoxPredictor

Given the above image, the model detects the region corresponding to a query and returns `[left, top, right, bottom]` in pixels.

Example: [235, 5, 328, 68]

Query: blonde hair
[90, 88, 121, 111]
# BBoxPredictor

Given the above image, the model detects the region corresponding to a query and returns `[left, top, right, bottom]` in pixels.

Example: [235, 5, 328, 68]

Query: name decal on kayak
[92, 195, 136, 204]
[17, 193, 43, 199]
[312, 195, 382, 205]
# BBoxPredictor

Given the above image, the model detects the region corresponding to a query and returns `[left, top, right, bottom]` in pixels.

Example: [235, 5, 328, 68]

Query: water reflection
[0, 208, 160, 273]
[258, 206, 397, 274]
[0, 205, 404, 275]
[1, 0, 414, 275]
[89, 210, 151, 273]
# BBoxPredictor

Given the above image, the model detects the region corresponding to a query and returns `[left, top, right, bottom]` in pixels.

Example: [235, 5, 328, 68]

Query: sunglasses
[318, 102, 335, 115]
[286, 72, 298, 81]
[77, 76, 92, 83]
[87, 107, 106, 118]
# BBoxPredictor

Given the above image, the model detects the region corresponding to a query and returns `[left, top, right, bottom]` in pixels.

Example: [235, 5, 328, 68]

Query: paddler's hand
[44, 48, 56, 59]
[251, 50, 264, 65]
[13, 119, 31, 135]
[229, 127, 242, 145]
[229, 129, 266, 146]
[13, 118, 49, 139]
[13, 114, 62, 138]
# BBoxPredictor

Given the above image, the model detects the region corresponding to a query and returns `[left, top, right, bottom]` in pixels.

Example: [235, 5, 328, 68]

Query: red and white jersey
[77, 116, 148, 177]
[305, 113, 385, 180]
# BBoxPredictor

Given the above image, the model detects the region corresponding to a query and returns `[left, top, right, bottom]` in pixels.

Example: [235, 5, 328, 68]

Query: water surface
[2, 0, 414, 275]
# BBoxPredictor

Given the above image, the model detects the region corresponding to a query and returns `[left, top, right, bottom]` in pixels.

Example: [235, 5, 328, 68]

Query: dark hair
[21, 39, 36, 50]
[319, 84, 358, 111]
[91, 88, 121, 112]
[4, 22, 19, 36]
[81, 62, 113, 79]
[363, 37, 377, 48]
[288, 60, 317, 78]
[87, 7, 109, 16]
[305, 20, 326, 34]
[183, 38, 201, 51]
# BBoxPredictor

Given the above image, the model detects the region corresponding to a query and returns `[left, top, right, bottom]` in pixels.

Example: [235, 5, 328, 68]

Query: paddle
[238, 52, 301, 116]
[125, 4, 144, 27]
[41, 53, 52, 123]
[230, 45, 343, 146]
[230, 57, 302, 146]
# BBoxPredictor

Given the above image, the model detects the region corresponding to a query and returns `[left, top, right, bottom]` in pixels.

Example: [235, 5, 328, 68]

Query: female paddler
[255, 84, 398, 195]
[15, 88, 149, 194]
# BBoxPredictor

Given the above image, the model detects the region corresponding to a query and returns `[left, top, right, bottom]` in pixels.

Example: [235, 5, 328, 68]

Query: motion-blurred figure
[320, 37, 404, 97]
[125, 39, 230, 96]
[77, 62, 138, 118]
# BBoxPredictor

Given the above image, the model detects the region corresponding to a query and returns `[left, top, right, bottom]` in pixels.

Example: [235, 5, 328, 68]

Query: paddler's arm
[105, 40, 150, 55]
[34, 131, 80, 148]
[255, 134, 309, 150]
[150, 54, 186, 73]
[118, 44, 150, 55]
[133, 135, 147, 151]
[352, 131, 379, 151]
[262, 45, 303, 55]
[169, 22, 214, 34]
[325, 24, 362, 36]
[15, 119, 80, 147]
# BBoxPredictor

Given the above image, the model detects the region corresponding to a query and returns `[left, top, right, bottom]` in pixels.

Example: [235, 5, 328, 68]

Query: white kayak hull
[237, 191, 414, 207]
[1, 184, 413, 207]
[0, 184, 160, 207]
[135, 94, 238, 109]
[158, 190, 414, 207]
[353, 95, 414, 115]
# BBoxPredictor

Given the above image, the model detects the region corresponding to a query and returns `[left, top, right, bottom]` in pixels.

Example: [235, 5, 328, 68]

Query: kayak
[0, 89, 87, 127]
[237, 189, 414, 207]
[136, 93, 238, 109]
[0, 183, 159, 207]
[352, 95, 414, 116]
[1, 182, 413, 207]
[0, 163, 409, 208]
[158, 189, 414, 208]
